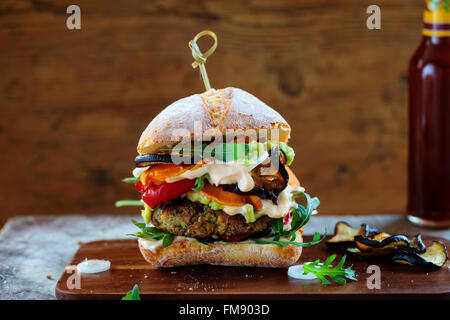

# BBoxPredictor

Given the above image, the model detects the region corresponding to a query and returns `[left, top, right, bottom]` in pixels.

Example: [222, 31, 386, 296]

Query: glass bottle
[408, 0, 450, 228]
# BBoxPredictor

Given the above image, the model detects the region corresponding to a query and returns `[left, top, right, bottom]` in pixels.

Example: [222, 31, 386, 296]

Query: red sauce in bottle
[408, 1, 450, 228]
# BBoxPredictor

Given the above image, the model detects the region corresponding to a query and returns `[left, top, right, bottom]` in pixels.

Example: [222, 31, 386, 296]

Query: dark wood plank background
[0, 0, 423, 226]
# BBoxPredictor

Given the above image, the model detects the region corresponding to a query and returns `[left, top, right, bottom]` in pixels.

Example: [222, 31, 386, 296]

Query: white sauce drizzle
[137, 158, 306, 219]
[220, 185, 304, 218]
[166, 161, 255, 192]
[138, 236, 196, 254]
[133, 166, 149, 178]
[139, 238, 163, 253]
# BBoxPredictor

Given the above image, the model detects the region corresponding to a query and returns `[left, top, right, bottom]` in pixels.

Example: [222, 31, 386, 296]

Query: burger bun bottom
[138, 229, 303, 268]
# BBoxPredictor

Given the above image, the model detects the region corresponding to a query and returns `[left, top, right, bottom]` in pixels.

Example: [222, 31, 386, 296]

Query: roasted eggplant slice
[392, 241, 448, 269]
[409, 234, 426, 254]
[135, 154, 174, 167]
[354, 234, 410, 255]
[326, 222, 360, 245]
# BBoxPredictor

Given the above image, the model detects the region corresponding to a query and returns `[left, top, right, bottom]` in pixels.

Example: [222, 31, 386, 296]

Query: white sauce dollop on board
[77, 259, 111, 274]
[288, 264, 319, 280]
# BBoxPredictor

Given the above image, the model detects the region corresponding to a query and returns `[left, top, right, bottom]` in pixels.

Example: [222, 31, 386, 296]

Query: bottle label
[423, 0, 450, 37]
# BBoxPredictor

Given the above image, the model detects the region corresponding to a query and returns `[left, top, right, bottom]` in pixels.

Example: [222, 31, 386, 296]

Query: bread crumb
[77, 241, 84, 246]
[46, 275, 53, 280]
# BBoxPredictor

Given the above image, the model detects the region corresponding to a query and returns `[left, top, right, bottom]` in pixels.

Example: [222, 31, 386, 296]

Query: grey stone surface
[0, 214, 448, 300]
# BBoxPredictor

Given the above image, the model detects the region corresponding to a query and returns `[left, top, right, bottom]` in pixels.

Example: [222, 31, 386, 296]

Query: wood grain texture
[0, 0, 424, 225]
[55, 235, 450, 300]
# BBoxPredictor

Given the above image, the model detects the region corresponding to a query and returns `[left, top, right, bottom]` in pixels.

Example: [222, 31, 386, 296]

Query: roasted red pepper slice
[283, 212, 291, 225]
[135, 180, 146, 193]
[141, 179, 195, 208]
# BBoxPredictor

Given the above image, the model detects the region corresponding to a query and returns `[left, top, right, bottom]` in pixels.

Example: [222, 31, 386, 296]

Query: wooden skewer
[188, 30, 218, 91]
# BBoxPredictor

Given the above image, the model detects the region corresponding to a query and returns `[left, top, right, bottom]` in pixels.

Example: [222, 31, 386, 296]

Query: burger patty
[151, 198, 273, 240]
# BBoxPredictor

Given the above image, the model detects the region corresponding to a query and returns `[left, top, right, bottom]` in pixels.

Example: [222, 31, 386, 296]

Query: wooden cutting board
[55, 235, 450, 300]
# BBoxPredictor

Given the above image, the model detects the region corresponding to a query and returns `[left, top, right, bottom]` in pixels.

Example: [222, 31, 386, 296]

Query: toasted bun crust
[138, 229, 303, 268]
[137, 87, 291, 154]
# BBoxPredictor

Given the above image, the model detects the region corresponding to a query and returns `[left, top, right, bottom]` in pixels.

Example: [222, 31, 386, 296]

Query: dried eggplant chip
[326, 222, 360, 245]
[345, 247, 389, 261]
[360, 223, 378, 237]
[329, 221, 447, 269]
[372, 232, 392, 241]
[354, 234, 410, 255]
[409, 234, 426, 254]
[392, 241, 448, 269]
[346, 247, 367, 261]
[326, 222, 378, 245]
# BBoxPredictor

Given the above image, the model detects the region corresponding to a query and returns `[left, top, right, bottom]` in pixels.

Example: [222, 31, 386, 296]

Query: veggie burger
[119, 87, 321, 267]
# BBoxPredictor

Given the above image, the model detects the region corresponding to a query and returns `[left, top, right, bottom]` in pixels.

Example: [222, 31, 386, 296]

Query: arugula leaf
[162, 233, 175, 248]
[121, 284, 141, 300]
[160, 142, 207, 155]
[444, 0, 450, 12]
[221, 142, 249, 162]
[195, 238, 210, 246]
[128, 219, 175, 247]
[253, 191, 321, 247]
[254, 231, 326, 247]
[162, 142, 249, 162]
[303, 254, 357, 285]
[289, 192, 320, 233]
[192, 173, 210, 192]
[115, 200, 143, 207]
[122, 177, 140, 184]
[271, 219, 283, 241]
[132, 219, 146, 229]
